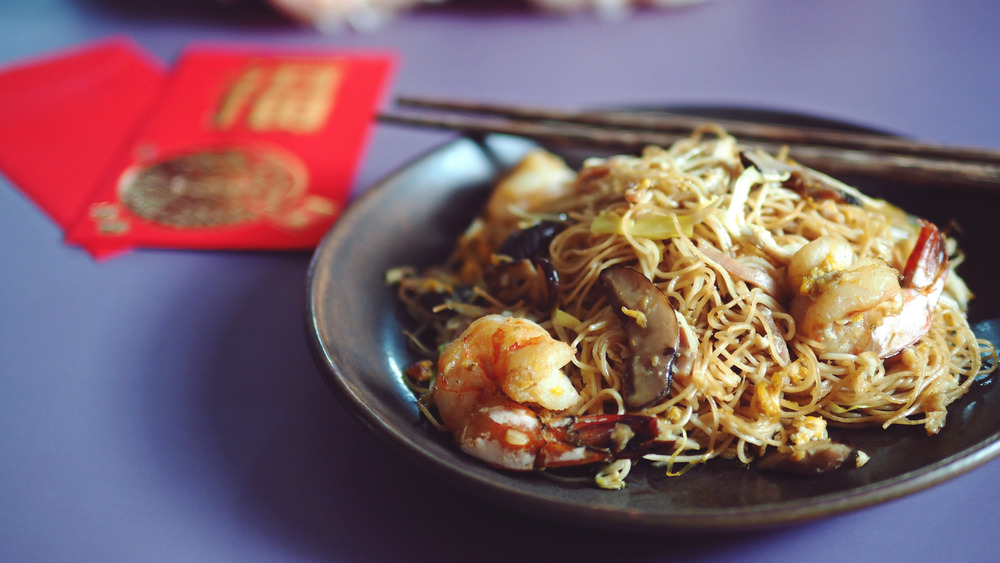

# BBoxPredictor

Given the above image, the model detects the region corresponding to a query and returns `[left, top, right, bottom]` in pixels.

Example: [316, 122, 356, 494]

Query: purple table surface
[3, 1, 1000, 561]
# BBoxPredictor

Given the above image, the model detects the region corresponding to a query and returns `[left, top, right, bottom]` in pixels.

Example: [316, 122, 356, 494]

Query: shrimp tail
[903, 220, 949, 291]
[872, 220, 950, 358]
[537, 414, 660, 469]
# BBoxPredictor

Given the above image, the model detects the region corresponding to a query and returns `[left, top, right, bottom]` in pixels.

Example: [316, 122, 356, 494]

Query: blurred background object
[262, 0, 441, 32]
[259, 0, 709, 31]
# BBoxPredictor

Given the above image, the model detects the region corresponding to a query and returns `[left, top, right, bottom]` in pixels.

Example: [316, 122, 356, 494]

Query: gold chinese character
[215, 61, 342, 134]
[90, 202, 130, 235]
[215, 66, 265, 130]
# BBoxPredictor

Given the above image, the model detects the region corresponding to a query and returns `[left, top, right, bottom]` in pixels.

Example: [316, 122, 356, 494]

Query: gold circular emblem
[118, 147, 308, 228]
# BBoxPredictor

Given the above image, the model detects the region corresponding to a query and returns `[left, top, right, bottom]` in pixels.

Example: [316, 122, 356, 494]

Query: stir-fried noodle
[389, 126, 997, 488]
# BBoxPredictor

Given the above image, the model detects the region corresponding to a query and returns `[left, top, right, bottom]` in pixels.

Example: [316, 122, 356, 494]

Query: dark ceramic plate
[306, 108, 1000, 532]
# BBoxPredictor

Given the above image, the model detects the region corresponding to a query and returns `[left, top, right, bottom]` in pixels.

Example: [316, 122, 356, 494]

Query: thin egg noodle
[389, 125, 997, 486]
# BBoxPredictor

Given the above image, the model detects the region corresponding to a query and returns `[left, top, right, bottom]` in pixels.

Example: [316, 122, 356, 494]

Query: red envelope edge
[64, 46, 396, 252]
[0, 37, 167, 259]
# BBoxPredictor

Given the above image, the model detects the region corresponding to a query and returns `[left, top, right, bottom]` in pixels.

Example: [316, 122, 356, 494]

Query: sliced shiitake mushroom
[599, 266, 680, 410]
[496, 220, 566, 261]
[756, 441, 860, 476]
[741, 148, 862, 206]
[486, 221, 566, 311]
[485, 257, 560, 311]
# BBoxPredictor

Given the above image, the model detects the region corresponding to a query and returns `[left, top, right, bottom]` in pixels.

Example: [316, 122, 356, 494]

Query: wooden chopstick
[395, 96, 1000, 165]
[378, 97, 1000, 190]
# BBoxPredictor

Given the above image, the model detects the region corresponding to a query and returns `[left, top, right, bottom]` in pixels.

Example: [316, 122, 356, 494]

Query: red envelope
[65, 45, 395, 252]
[0, 38, 167, 258]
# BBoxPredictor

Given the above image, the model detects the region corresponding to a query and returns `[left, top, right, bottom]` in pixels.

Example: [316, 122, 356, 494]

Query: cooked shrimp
[788, 221, 949, 357]
[433, 314, 659, 472]
[482, 150, 574, 240]
[445, 150, 574, 284]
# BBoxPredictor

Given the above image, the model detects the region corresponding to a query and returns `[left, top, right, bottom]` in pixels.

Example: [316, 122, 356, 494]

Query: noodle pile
[389, 126, 997, 486]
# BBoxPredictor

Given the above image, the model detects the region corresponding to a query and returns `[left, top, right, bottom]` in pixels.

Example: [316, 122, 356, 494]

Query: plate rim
[305, 110, 1000, 532]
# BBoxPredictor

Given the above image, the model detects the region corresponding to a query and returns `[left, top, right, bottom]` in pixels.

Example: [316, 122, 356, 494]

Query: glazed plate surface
[306, 109, 1000, 532]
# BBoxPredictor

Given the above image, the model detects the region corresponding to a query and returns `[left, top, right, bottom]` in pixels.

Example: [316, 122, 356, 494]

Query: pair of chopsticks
[378, 96, 1000, 190]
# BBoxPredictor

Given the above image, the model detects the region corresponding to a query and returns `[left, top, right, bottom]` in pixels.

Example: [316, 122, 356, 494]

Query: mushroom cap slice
[599, 266, 680, 410]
